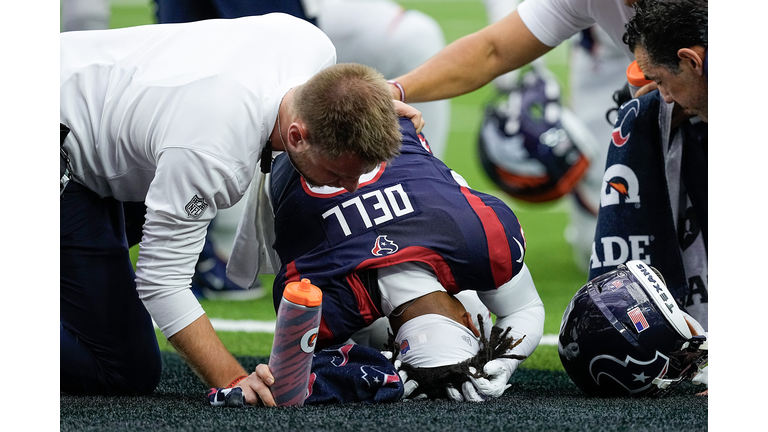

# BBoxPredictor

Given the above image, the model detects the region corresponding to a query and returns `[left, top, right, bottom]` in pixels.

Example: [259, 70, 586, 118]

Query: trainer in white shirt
[60, 13, 414, 405]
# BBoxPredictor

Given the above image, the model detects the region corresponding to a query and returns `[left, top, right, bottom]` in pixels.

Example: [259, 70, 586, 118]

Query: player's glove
[381, 350, 419, 399]
[445, 359, 518, 402]
[207, 387, 246, 407]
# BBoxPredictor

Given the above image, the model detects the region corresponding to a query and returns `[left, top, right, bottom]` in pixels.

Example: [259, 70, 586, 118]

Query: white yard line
[155, 318, 559, 345]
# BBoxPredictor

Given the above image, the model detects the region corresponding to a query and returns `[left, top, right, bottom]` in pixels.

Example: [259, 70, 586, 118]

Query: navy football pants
[154, 0, 315, 25]
[60, 181, 161, 395]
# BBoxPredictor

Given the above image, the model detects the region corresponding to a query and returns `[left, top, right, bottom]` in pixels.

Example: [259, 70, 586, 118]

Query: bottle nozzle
[284, 278, 323, 307]
[299, 278, 311, 291]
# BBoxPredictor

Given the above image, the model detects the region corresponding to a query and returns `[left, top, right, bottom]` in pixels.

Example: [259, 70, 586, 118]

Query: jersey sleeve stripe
[459, 186, 514, 287]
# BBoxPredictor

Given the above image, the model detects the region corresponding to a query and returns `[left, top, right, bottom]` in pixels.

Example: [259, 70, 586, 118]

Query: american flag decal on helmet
[628, 307, 650, 333]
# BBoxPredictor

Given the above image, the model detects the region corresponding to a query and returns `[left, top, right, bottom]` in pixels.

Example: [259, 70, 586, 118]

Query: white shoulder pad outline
[302, 163, 385, 197]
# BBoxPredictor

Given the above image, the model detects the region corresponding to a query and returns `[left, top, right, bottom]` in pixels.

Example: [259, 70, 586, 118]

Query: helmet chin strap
[681, 311, 708, 351]
[651, 375, 683, 390]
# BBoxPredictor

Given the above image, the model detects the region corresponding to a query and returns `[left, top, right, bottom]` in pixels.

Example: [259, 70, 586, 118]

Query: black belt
[60, 123, 72, 196]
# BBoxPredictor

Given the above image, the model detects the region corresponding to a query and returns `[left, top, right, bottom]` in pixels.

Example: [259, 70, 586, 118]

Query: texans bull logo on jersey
[589, 351, 669, 395]
[371, 235, 399, 256]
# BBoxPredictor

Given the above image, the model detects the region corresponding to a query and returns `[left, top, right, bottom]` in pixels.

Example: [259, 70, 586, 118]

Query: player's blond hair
[293, 63, 402, 167]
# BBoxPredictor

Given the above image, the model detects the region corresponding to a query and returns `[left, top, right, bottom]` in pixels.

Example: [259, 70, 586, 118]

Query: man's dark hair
[623, 0, 708, 73]
[386, 315, 526, 400]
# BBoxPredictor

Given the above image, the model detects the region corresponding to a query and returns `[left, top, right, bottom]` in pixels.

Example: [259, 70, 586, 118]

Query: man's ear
[678, 46, 706, 76]
[462, 312, 481, 338]
[285, 122, 311, 152]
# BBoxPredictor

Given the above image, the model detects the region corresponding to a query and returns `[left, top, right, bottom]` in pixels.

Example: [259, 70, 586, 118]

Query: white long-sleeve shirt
[60, 14, 336, 337]
[518, 0, 636, 59]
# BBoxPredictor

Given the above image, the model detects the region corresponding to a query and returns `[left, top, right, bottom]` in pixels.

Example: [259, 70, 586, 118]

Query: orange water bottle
[626, 60, 653, 98]
[268, 278, 322, 407]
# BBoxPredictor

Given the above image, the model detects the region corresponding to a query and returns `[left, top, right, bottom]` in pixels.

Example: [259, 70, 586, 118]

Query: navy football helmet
[559, 260, 707, 397]
[478, 68, 594, 203]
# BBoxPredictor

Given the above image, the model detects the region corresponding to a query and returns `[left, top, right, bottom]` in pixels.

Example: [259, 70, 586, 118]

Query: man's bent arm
[392, 11, 551, 103]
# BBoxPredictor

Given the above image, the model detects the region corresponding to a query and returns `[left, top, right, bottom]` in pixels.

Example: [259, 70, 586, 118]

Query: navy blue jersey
[270, 118, 527, 347]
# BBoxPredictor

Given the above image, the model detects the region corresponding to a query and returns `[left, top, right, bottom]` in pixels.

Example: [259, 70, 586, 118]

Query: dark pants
[154, 0, 316, 25]
[60, 181, 161, 395]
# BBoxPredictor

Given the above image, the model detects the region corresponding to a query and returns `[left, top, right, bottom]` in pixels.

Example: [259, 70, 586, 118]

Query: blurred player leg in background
[565, 27, 630, 272]
[482, 0, 629, 274]
[155, 0, 315, 24]
[60, 0, 110, 31]
[152, 0, 449, 299]
[317, 0, 450, 159]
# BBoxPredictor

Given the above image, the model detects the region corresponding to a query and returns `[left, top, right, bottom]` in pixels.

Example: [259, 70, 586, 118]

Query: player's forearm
[494, 304, 544, 357]
[393, 11, 550, 103]
[478, 263, 544, 357]
[168, 314, 247, 388]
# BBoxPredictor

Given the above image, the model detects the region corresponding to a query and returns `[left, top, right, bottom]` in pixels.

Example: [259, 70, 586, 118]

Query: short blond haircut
[293, 63, 402, 167]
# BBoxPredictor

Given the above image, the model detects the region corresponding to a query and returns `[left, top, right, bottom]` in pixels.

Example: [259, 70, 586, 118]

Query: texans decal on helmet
[611, 99, 640, 147]
[589, 352, 669, 395]
[629, 262, 687, 331]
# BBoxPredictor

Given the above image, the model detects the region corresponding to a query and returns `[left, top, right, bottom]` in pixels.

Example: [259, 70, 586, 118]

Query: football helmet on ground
[478, 68, 596, 203]
[558, 260, 707, 397]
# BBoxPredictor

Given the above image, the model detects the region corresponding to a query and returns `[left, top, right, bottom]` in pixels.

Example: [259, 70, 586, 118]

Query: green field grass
[113, 0, 586, 372]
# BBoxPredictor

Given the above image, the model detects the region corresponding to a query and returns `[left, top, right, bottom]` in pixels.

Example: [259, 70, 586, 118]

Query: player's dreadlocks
[386, 314, 527, 399]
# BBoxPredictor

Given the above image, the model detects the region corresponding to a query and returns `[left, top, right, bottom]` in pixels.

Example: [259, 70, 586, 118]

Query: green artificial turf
[61, 351, 708, 432]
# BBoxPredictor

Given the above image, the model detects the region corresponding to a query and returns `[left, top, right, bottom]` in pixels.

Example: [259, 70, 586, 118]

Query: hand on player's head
[393, 100, 425, 134]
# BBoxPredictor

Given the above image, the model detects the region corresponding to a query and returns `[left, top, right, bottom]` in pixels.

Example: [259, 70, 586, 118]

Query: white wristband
[387, 80, 405, 102]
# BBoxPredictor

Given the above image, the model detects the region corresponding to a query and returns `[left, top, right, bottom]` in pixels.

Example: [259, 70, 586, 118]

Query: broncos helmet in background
[478, 67, 597, 203]
[558, 260, 708, 397]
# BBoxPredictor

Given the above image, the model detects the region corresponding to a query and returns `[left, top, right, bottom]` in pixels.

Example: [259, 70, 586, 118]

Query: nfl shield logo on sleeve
[185, 194, 209, 219]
